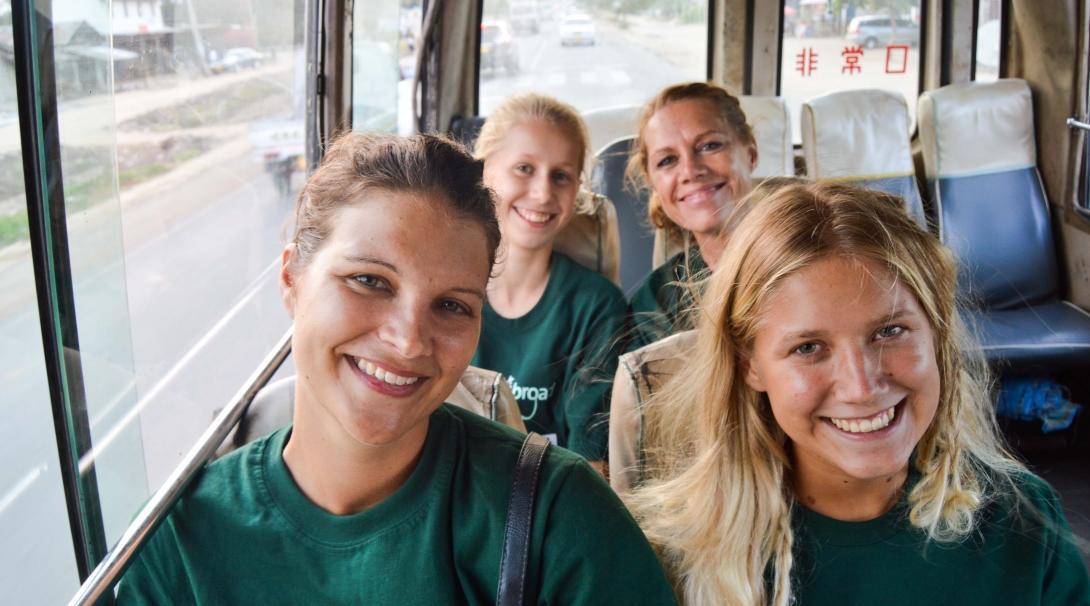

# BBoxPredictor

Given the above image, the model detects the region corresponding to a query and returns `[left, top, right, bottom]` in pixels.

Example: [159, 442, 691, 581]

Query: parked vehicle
[480, 20, 520, 76]
[559, 13, 596, 46]
[509, 0, 540, 34]
[846, 16, 919, 49]
[210, 47, 265, 74]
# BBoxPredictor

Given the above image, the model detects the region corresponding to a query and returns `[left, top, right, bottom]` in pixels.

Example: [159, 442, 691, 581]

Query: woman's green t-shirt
[626, 248, 707, 352]
[473, 252, 626, 460]
[791, 472, 1090, 605]
[117, 405, 678, 605]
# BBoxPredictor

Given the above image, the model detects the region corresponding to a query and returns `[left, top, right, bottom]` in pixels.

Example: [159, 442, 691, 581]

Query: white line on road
[0, 464, 47, 516]
[78, 257, 280, 476]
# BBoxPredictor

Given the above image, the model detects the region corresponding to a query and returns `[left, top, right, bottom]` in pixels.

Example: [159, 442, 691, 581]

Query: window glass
[975, 0, 1001, 82]
[45, 0, 302, 554]
[781, 0, 923, 142]
[478, 1, 708, 115]
[353, 1, 417, 135]
[0, 2, 85, 603]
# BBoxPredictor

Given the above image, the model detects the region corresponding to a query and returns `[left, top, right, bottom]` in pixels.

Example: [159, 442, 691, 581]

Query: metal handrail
[1067, 117, 1090, 132]
[68, 328, 294, 606]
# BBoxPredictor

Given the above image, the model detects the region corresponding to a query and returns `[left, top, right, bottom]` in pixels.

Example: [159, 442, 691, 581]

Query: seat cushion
[966, 300, 1090, 370]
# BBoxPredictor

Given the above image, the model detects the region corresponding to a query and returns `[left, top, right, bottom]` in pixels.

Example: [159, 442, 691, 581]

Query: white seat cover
[801, 88, 915, 179]
[738, 96, 792, 178]
[917, 78, 1036, 179]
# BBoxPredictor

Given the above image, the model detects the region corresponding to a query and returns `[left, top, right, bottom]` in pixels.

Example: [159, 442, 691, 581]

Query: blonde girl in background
[473, 93, 626, 471]
[627, 182, 1090, 605]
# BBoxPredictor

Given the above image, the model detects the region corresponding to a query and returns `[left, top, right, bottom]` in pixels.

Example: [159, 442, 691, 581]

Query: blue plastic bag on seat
[996, 378, 1082, 433]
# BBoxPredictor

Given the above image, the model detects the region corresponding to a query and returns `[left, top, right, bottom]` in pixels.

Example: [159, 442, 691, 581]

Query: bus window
[974, 0, 1002, 82]
[0, 4, 84, 601]
[352, 1, 417, 134]
[781, 0, 923, 142]
[6, 0, 305, 584]
[478, 1, 708, 115]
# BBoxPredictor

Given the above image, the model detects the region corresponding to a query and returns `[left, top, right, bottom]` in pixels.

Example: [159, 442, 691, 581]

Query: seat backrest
[220, 366, 526, 454]
[800, 89, 927, 228]
[591, 136, 654, 295]
[449, 114, 487, 148]
[652, 96, 796, 268]
[917, 79, 1058, 309]
[608, 329, 696, 493]
[553, 190, 622, 285]
[582, 104, 641, 158]
[738, 96, 793, 179]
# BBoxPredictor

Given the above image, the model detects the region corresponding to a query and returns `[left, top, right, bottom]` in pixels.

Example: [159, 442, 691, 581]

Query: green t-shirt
[117, 405, 677, 606]
[791, 472, 1090, 605]
[473, 252, 626, 460]
[626, 248, 708, 352]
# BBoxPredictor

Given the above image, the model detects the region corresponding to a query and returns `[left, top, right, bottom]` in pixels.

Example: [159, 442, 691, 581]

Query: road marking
[608, 69, 632, 85]
[78, 257, 280, 476]
[0, 464, 47, 516]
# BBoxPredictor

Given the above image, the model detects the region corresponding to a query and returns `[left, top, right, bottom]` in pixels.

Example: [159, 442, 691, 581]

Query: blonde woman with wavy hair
[623, 82, 759, 350]
[627, 182, 1090, 605]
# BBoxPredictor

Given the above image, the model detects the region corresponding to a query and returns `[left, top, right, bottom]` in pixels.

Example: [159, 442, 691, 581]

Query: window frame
[10, 0, 109, 580]
[970, 0, 1007, 82]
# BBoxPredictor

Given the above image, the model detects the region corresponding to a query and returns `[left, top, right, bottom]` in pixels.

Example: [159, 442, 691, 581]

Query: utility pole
[182, 0, 210, 76]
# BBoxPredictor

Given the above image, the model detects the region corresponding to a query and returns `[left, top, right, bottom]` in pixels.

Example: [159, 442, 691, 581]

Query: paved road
[479, 17, 704, 115]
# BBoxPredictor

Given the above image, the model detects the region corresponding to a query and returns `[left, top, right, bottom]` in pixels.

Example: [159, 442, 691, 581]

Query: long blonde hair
[626, 182, 1025, 605]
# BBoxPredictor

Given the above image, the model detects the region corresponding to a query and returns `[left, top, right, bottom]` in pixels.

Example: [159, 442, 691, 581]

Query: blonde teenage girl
[474, 94, 626, 470]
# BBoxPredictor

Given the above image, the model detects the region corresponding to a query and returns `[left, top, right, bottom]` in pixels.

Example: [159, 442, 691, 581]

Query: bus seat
[449, 114, 487, 148]
[918, 79, 1090, 370]
[219, 366, 526, 455]
[739, 96, 793, 179]
[651, 96, 796, 268]
[583, 104, 640, 157]
[800, 89, 928, 229]
[591, 136, 654, 295]
[608, 329, 696, 493]
[554, 190, 622, 285]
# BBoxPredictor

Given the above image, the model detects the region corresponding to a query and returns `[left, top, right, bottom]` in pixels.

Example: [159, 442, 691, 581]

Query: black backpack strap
[496, 432, 550, 606]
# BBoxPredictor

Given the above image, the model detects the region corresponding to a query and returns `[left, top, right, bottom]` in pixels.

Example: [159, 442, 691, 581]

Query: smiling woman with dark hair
[117, 132, 676, 606]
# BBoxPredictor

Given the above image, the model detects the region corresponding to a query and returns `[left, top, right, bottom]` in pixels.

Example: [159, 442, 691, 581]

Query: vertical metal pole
[12, 0, 109, 584]
[306, 0, 325, 169]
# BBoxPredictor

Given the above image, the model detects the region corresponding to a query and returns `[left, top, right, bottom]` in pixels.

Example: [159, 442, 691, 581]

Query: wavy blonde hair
[474, 92, 594, 214]
[626, 182, 1025, 605]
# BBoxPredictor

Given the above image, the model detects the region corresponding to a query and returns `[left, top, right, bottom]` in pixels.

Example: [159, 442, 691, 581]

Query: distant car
[480, 20, 519, 76]
[560, 14, 596, 46]
[211, 47, 264, 74]
[846, 16, 919, 49]
[509, 1, 540, 34]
